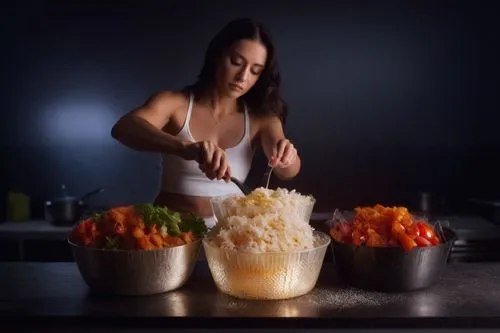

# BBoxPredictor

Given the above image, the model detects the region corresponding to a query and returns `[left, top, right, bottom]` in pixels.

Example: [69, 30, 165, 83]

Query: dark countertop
[1, 261, 500, 331]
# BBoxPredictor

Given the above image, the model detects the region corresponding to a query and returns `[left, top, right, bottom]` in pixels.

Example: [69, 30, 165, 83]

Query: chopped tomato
[339, 223, 352, 242]
[415, 236, 432, 247]
[149, 234, 163, 247]
[113, 222, 125, 235]
[429, 235, 441, 245]
[398, 233, 417, 252]
[352, 230, 366, 246]
[132, 226, 144, 239]
[417, 222, 436, 241]
[406, 224, 421, 239]
[327, 205, 445, 252]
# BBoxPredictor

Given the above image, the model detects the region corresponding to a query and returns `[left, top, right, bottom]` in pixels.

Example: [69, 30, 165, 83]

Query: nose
[235, 67, 250, 82]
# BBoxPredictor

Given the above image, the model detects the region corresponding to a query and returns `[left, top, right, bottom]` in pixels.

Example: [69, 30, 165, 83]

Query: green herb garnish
[134, 204, 207, 237]
[91, 211, 105, 221]
[104, 236, 119, 250]
[179, 213, 208, 238]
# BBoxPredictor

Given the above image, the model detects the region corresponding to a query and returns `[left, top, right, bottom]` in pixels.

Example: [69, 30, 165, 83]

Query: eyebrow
[234, 51, 265, 68]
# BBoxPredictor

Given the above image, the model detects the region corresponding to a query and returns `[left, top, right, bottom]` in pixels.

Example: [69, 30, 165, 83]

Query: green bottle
[7, 190, 30, 222]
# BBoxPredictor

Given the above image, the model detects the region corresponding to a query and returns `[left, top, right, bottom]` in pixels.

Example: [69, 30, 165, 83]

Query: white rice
[208, 187, 316, 253]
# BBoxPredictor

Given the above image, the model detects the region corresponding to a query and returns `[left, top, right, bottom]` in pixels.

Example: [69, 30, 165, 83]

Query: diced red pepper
[398, 233, 417, 252]
[429, 235, 441, 245]
[406, 223, 421, 239]
[415, 236, 432, 247]
[417, 222, 436, 241]
[391, 222, 405, 236]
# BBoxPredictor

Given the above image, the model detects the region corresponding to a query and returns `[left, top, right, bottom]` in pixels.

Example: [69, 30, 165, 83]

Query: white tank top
[160, 92, 254, 197]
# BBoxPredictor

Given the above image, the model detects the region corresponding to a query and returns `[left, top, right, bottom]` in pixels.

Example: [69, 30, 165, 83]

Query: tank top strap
[243, 103, 250, 138]
[186, 92, 194, 123]
[177, 92, 195, 137]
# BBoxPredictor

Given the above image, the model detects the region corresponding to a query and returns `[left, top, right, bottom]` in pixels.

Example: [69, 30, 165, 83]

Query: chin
[225, 90, 244, 99]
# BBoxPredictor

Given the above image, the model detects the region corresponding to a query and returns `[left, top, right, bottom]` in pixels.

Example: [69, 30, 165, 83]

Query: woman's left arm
[259, 116, 301, 180]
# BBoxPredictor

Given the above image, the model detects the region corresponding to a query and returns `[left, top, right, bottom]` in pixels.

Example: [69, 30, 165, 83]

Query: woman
[111, 18, 301, 228]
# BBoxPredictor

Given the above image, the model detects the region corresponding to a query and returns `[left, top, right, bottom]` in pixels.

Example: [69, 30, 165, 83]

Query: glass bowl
[202, 231, 330, 300]
[210, 192, 316, 223]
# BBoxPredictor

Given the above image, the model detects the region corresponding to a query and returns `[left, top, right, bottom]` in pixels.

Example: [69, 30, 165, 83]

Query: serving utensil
[434, 220, 448, 243]
[261, 163, 274, 189]
[230, 177, 251, 195]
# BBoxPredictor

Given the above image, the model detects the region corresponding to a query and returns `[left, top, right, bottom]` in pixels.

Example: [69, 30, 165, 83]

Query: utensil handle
[80, 188, 105, 201]
[230, 177, 251, 195]
[261, 163, 274, 189]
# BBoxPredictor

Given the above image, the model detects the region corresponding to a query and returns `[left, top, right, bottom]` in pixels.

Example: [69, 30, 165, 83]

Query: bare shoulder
[250, 113, 282, 131]
[128, 90, 189, 129]
[140, 90, 187, 112]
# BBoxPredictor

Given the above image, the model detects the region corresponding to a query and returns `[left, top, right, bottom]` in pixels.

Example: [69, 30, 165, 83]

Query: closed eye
[251, 69, 261, 75]
[230, 56, 244, 66]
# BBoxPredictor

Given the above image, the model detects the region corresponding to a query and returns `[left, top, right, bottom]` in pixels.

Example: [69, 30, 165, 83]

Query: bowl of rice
[203, 188, 330, 300]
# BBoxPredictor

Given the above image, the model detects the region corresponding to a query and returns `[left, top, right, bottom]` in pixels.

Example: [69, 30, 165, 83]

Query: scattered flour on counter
[300, 287, 403, 310]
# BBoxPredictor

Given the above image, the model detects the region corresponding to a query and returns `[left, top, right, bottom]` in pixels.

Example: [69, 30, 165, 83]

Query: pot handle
[80, 188, 105, 201]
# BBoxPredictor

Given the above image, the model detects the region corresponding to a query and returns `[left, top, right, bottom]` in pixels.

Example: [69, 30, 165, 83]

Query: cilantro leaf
[134, 204, 208, 237]
[179, 213, 208, 238]
[104, 236, 119, 250]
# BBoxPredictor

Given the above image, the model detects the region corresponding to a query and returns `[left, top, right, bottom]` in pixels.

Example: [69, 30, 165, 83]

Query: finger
[270, 140, 287, 167]
[287, 151, 297, 166]
[205, 168, 217, 180]
[271, 145, 278, 161]
[223, 164, 232, 182]
[269, 155, 277, 166]
[281, 144, 296, 166]
[276, 140, 288, 161]
[211, 149, 223, 172]
[195, 143, 204, 163]
[217, 154, 229, 180]
[199, 161, 216, 180]
[203, 141, 215, 165]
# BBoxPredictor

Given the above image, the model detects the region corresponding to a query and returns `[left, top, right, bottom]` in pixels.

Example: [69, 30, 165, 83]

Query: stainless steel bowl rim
[67, 237, 202, 253]
[202, 230, 331, 255]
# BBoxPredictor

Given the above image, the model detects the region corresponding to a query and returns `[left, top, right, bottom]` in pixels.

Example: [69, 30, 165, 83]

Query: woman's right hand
[184, 141, 231, 181]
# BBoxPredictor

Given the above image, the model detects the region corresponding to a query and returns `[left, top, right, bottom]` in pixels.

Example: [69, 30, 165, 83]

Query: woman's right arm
[112, 90, 232, 180]
[111, 91, 198, 160]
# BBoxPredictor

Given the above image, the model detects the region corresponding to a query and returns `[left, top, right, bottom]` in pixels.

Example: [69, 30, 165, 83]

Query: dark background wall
[1, 0, 498, 217]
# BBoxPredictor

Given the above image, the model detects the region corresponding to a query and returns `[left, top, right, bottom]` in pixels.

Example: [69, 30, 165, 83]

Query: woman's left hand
[270, 139, 298, 169]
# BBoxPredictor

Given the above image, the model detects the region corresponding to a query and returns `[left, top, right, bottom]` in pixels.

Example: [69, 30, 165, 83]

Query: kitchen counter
[0, 220, 72, 241]
[1, 261, 500, 332]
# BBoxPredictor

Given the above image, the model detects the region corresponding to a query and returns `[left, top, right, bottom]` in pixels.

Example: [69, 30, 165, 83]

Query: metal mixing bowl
[68, 238, 202, 296]
[330, 227, 457, 292]
[202, 231, 331, 300]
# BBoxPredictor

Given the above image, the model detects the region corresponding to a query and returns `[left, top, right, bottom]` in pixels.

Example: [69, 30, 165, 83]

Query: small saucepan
[45, 185, 104, 226]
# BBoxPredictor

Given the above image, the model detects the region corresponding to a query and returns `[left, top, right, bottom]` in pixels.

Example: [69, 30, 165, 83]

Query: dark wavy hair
[186, 18, 288, 125]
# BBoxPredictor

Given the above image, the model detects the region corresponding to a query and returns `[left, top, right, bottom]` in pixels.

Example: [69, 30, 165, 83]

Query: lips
[229, 83, 244, 91]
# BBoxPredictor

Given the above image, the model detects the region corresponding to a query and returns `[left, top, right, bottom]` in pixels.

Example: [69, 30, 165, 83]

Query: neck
[199, 84, 239, 118]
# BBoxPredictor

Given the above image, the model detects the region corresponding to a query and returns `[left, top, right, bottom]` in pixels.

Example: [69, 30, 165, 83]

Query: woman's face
[215, 39, 268, 98]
